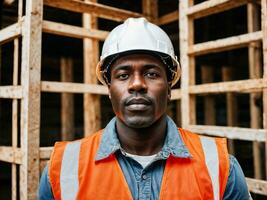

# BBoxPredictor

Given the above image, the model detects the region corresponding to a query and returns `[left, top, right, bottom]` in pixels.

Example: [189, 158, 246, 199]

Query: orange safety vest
[49, 128, 229, 200]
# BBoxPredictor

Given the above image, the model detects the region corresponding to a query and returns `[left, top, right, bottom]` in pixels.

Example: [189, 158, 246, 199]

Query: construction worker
[39, 17, 250, 200]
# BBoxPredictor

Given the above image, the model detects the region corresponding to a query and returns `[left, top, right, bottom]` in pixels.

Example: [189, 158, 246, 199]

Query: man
[39, 17, 250, 200]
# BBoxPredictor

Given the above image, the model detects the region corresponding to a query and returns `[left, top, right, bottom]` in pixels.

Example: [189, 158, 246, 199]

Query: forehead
[111, 53, 165, 69]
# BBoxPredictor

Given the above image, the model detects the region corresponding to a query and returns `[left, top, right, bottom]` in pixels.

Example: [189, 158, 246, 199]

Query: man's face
[108, 53, 170, 128]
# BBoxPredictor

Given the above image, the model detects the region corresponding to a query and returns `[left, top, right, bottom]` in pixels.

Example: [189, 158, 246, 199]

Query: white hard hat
[96, 17, 181, 87]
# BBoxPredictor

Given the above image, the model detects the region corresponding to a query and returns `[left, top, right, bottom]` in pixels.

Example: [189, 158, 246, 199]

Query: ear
[167, 85, 171, 101]
[108, 85, 111, 99]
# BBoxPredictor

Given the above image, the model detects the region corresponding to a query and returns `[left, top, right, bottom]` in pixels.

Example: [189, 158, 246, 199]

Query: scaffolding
[0, 0, 267, 199]
[179, 0, 267, 196]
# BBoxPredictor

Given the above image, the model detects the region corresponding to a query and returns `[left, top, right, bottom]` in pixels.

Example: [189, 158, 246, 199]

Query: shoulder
[39, 164, 54, 200]
[52, 129, 103, 151]
[223, 155, 250, 200]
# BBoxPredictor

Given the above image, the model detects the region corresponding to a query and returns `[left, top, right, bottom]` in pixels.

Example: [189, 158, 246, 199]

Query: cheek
[109, 86, 125, 112]
[153, 86, 169, 110]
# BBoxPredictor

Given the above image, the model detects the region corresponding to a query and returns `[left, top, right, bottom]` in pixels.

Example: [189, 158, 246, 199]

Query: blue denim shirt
[39, 116, 250, 200]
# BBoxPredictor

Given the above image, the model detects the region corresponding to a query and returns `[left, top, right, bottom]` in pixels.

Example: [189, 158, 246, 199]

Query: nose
[128, 73, 147, 94]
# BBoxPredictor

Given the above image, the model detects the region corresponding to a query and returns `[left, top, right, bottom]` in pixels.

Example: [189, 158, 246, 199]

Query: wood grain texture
[41, 81, 108, 94]
[187, 0, 248, 19]
[187, 125, 266, 142]
[44, 0, 142, 22]
[20, 0, 42, 198]
[189, 31, 262, 56]
[42, 20, 108, 41]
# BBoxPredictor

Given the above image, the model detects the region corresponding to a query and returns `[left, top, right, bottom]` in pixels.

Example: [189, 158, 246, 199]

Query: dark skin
[108, 53, 171, 156]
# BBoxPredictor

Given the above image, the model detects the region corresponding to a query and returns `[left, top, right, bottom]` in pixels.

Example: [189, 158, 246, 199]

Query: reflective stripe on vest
[60, 141, 81, 200]
[58, 136, 221, 200]
[200, 136, 219, 200]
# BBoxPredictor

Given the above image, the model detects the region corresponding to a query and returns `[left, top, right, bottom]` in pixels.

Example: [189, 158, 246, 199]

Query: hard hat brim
[96, 49, 181, 87]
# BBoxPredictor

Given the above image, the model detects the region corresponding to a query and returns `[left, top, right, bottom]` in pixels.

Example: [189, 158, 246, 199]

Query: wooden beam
[20, 0, 42, 198]
[187, 125, 266, 142]
[142, 0, 158, 22]
[189, 79, 267, 94]
[43, 0, 142, 22]
[83, 0, 101, 136]
[0, 86, 23, 99]
[246, 178, 267, 195]
[189, 31, 262, 56]
[171, 89, 181, 100]
[201, 65, 215, 125]
[158, 10, 179, 25]
[41, 81, 108, 95]
[39, 147, 53, 159]
[247, 2, 263, 180]
[186, 0, 248, 19]
[42, 20, 108, 41]
[180, 0, 196, 127]
[0, 21, 22, 45]
[3, 0, 16, 5]
[261, 0, 267, 178]
[60, 57, 74, 141]
[0, 146, 22, 164]
[222, 67, 237, 155]
[12, 37, 19, 200]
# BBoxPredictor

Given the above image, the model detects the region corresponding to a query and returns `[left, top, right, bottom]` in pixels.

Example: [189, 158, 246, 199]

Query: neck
[116, 115, 167, 156]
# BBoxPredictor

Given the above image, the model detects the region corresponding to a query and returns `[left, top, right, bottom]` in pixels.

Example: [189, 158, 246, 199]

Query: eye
[145, 72, 159, 79]
[116, 73, 129, 80]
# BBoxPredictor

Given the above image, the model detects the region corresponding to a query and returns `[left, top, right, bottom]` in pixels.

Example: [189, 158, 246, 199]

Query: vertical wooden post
[12, 2, 23, 199]
[176, 100, 182, 127]
[20, 0, 42, 199]
[248, 2, 263, 179]
[142, 0, 158, 22]
[60, 57, 74, 141]
[261, 0, 267, 177]
[201, 65, 215, 125]
[222, 66, 237, 155]
[12, 35, 19, 200]
[0, 0, 2, 147]
[180, 0, 195, 128]
[83, 0, 101, 136]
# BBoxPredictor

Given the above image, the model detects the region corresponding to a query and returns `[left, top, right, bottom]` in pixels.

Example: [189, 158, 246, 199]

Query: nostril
[128, 80, 147, 93]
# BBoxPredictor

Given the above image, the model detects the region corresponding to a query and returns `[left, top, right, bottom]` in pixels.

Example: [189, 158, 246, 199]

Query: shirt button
[142, 174, 147, 180]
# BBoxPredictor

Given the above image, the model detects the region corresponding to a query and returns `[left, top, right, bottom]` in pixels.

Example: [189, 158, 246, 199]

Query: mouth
[125, 97, 152, 111]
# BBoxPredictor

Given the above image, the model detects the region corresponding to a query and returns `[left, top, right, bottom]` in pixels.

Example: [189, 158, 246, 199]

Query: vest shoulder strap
[49, 130, 103, 200]
[178, 128, 229, 200]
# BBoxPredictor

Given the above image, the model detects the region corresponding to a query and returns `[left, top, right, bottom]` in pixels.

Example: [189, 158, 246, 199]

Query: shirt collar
[95, 116, 192, 161]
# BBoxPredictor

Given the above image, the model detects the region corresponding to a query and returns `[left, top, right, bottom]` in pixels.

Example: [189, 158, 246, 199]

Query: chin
[124, 116, 155, 128]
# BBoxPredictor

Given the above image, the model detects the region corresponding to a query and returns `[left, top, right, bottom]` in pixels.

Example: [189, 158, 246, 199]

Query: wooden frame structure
[179, 0, 267, 196]
[1, 0, 267, 198]
[0, 0, 144, 199]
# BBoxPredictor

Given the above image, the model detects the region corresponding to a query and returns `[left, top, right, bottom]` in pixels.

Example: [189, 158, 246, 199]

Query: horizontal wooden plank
[42, 20, 108, 41]
[41, 81, 108, 95]
[43, 0, 142, 22]
[246, 178, 267, 195]
[186, 0, 248, 19]
[190, 79, 267, 94]
[186, 125, 266, 142]
[189, 31, 262, 56]
[158, 10, 179, 25]
[39, 147, 53, 159]
[171, 89, 181, 100]
[0, 22, 22, 45]
[0, 86, 23, 99]
[0, 146, 22, 164]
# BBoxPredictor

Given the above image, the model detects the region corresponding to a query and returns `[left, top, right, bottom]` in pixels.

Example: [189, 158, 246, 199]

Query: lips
[125, 97, 151, 111]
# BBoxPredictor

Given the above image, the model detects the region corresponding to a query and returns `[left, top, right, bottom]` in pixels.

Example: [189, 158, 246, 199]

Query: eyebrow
[112, 63, 163, 71]
[112, 65, 131, 71]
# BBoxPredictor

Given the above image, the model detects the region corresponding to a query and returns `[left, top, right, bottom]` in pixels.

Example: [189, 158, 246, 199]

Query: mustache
[124, 94, 153, 106]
